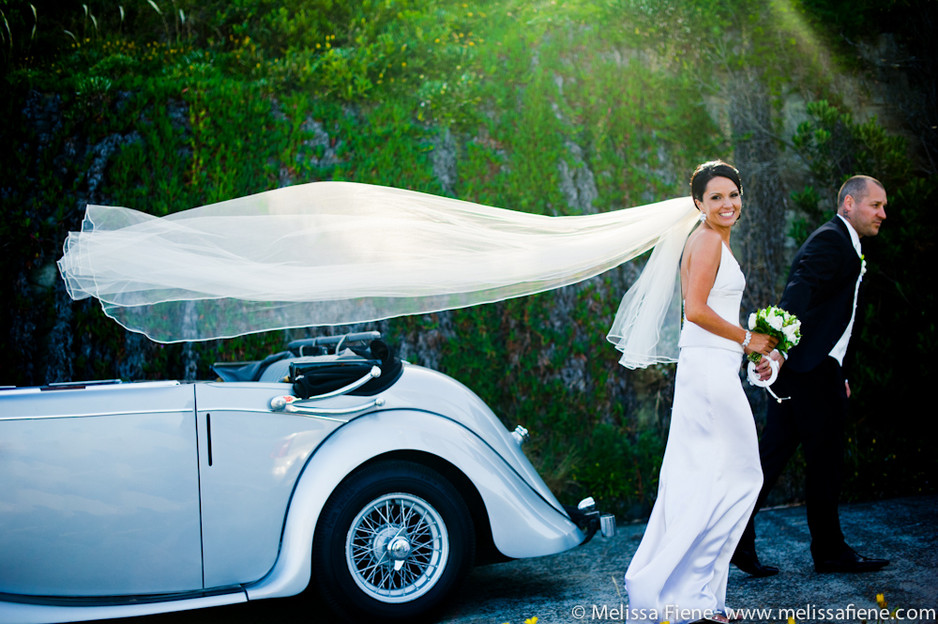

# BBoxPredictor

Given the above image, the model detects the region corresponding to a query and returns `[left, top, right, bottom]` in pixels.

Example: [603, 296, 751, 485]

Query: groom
[733, 175, 890, 575]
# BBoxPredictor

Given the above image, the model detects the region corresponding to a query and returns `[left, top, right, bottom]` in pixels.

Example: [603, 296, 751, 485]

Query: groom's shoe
[814, 546, 889, 573]
[731, 547, 779, 577]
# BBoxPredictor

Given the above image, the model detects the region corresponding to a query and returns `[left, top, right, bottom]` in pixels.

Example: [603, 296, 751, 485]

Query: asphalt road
[109, 495, 937, 624]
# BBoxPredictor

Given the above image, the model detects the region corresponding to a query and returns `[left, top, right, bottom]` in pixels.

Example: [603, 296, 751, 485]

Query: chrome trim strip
[0, 408, 194, 422]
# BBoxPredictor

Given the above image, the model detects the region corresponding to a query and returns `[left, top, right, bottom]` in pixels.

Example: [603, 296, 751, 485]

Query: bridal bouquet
[747, 305, 801, 362]
[745, 306, 801, 400]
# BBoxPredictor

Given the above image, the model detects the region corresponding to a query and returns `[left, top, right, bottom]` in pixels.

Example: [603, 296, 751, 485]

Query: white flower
[748, 313, 757, 330]
[768, 311, 783, 331]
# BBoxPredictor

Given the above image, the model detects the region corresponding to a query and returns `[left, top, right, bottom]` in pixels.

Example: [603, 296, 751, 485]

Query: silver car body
[0, 352, 592, 623]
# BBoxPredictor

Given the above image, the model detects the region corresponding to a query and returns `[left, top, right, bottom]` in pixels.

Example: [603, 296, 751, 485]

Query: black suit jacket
[779, 217, 862, 373]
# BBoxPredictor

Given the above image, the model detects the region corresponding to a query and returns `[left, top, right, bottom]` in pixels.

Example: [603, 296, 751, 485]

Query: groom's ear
[841, 193, 854, 217]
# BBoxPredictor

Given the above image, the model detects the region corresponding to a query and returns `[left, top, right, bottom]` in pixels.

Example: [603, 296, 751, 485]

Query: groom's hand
[754, 349, 785, 381]
[754, 354, 775, 381]
[767, 349, 785, 368]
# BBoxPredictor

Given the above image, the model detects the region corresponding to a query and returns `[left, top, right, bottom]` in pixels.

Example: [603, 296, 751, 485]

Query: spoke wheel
[346, 493, 448, 603]
[312, 460, 474, 622]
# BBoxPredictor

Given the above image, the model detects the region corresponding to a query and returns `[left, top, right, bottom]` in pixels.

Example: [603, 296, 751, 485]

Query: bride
[624, 161, 777, 624]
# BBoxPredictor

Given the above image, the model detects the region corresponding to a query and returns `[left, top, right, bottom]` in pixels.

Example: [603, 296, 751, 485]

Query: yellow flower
[876, 593, 887, 608]
[525, 618, 538, 624]
[788, 618, 797, 624]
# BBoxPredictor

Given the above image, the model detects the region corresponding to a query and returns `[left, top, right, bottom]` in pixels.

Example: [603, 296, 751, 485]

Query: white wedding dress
[625, 243, 762, 624]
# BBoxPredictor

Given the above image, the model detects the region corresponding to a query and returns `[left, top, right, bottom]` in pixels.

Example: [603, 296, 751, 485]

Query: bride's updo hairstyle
[690, 160, 743, 202]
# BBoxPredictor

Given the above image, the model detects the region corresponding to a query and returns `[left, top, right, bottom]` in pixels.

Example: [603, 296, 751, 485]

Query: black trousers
[738, 356, 848, 560]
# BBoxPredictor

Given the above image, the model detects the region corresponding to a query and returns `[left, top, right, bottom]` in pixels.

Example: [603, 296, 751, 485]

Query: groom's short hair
[838, 175, 884, 208]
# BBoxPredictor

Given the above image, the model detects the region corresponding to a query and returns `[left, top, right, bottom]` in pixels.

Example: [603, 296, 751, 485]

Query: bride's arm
[683, 230, 776, 357]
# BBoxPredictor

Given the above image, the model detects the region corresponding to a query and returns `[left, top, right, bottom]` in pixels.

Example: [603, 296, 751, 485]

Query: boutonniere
[860, 254, 867, 278]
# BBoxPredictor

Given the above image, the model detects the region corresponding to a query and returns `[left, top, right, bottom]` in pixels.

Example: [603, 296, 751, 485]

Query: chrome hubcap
[387, 535, 412, 570]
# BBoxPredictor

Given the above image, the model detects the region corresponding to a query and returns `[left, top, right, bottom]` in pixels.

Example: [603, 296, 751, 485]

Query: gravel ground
[437, 495, 938, 624]
[111, 495, 936, 624]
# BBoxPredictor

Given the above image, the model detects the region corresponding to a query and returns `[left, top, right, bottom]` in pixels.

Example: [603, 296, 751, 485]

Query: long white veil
[57, 181, 697, 367]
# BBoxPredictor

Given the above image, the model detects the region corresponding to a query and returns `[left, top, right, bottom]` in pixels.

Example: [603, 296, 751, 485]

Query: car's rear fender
[245, 408, 583, 600]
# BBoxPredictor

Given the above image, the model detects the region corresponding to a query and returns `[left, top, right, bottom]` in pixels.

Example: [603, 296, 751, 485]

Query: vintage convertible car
[0, 331, 614, 623]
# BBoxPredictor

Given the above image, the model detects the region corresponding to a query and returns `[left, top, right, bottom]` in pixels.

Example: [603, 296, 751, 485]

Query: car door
[194, 382, 344, 589]
[0, 382, 203, 597]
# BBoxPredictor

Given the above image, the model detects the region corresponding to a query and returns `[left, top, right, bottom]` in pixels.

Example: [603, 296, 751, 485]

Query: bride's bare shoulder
[684, 226, 722, 258]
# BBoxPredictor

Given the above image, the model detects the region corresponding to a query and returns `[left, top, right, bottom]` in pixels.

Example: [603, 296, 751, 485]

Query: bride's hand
[745, 332, 777, 358]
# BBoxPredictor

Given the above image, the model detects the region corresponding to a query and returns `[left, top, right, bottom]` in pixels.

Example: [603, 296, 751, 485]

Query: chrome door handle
[270, 394, 385, 415]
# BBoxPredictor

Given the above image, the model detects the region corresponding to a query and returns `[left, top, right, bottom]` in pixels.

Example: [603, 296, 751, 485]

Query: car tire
[312, 460, 475, 622]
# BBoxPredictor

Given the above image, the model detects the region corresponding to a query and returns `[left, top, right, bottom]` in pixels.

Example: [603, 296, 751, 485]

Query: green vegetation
[1, 0, 934, 516]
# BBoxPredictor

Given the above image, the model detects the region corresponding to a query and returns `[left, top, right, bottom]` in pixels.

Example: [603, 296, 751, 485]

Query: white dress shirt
[829, 214, 863, 365]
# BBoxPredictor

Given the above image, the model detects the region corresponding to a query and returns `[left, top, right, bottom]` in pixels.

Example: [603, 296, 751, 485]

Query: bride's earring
[698, 213, 706, 224]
